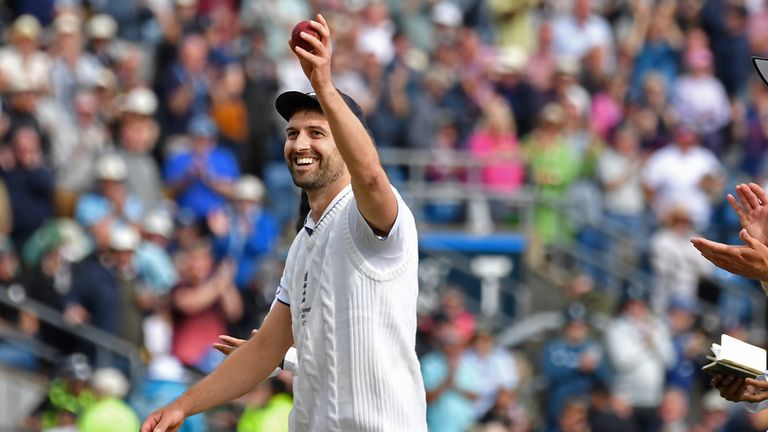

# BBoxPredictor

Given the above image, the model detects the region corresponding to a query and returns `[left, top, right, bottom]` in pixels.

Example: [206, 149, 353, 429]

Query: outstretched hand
[212, 329, 258, 356]
[140, 403, 186, 432]
[691, 229, 768, 281]
[712, 374, 768, 403]
[728, 183, 768, 245]
[289, 14, 333, 91]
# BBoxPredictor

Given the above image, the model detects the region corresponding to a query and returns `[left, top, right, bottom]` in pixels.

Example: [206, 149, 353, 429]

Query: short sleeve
[346, 187, 414, 272]
[273, 271, 291, 306]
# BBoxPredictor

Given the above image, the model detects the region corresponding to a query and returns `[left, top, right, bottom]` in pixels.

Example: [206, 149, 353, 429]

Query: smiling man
[141, 14, 427, 432]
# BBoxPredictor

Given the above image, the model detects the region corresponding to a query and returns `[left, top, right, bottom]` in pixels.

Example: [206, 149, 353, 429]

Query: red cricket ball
[291, 20, 319, 52]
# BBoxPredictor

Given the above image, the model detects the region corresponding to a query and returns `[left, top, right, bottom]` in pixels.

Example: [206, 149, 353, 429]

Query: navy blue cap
[275, 89, 367, 128]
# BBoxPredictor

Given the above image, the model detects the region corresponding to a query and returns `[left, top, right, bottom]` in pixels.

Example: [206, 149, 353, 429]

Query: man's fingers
[212, 344, 234, 355]
[740, 229, 761, 249]
[749, 182, 768, 205]
[746, 378, 768, 389]
[727, 194, 746, 219]
[737, 183, 761, 210]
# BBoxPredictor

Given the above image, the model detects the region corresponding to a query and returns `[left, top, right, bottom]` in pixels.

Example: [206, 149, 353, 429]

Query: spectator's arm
[219, 284, 243, 323]
[172, 282, 224, 315]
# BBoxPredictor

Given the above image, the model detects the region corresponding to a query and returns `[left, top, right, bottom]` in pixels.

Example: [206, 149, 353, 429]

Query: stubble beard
[288, 156, 345, 192]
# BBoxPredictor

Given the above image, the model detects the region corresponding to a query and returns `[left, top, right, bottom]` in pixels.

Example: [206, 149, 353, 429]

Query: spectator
[463, 326, 520, 419]
[522, 103, 579, 250]
[541, 302, 610, 432]
[208, 175, 277, 337]
[467, 96, 525, 220]
[161, 34, 213, 136]
[421, 320, 481, 432]
[241, 26, 279, 179]
[136, 210, 179, 295]
[0, 14, 50, 95]
[85, 14, 119, 68]
[658, 387, 690, 432]
[491, 47, 539, 138]
[642, 124, 724, 231]
[74, 153, 144, 228]
[170, 240, 242, 373]
[52, 89, 112, 217]
[605, 285, 676, 432]
[551, 0, 614, 67]
[587, 382, 637, 432]
[664, 297, 707, 394]
[48, 13, 104, 114]
[711, 4, 751, 99]
[2, 126, 54, 249]
[78, 368, 140, 432]
[115, 87, 165, 211]
[670, 47, 731, 154]
[649, 206, 714, 314]
[237, 373, 293, 432]
[436, 287, 476, 344]
[163, 115, 240, 220]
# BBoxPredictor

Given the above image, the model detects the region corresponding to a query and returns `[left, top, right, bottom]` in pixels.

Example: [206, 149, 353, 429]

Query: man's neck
[306, 180, 350, 222]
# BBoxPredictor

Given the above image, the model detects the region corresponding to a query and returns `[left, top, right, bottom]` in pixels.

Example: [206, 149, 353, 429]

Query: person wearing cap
[541, 302, 610, 432]
[604, 285, 675, 432]
[143, 14, 427, 432]
[116, 87, 165, 211]
[49, 13, 104, 112]
[85, 14, 118, 67]
[78, 368, 140, 432]
[164, 114, 240, 220]
[2, 126, 54, 250]
[491, 46, 538, 137]
[74, 153, 144, 229]
[0, 14, 51, 95]
[208, 175, 278, 334]
[649, 205, 714, 315]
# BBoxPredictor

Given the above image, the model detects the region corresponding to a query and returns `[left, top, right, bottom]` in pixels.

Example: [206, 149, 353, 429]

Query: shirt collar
[303, 184, 353, 236]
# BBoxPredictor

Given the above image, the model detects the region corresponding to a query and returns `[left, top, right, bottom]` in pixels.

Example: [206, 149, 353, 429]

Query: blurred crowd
[0, 0, 766, 430]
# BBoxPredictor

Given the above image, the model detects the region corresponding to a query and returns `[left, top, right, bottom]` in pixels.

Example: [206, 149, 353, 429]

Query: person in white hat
[49, 13, 104, 110]
[207, 175, 279, 337]
[74, 154, 144, 228]
[0, 14, 50, 95]
[86, 14, 118, 67]
[115, 87, 165, 211]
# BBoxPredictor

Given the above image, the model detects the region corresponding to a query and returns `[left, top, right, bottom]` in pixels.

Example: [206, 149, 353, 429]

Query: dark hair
[295, 190, 310, 234]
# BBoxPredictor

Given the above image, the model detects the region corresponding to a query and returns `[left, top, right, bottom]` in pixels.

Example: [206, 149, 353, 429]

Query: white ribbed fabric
[282, 185, 427, 431]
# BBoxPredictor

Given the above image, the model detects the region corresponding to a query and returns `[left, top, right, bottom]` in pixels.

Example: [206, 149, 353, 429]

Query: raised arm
[292, 14, 397, 235]
[140, 302, 293, 432]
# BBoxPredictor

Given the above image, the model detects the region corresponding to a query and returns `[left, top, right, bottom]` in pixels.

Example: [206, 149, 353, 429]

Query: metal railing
[0, 288, 144, 384]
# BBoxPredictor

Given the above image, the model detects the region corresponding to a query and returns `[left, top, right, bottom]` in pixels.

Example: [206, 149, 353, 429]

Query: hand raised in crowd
[712, 374, 768, 404]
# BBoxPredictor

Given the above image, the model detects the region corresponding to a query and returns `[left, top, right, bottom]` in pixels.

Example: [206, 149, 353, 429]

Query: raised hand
[728, 183, 768, 245]
[288, 14, 332, 91]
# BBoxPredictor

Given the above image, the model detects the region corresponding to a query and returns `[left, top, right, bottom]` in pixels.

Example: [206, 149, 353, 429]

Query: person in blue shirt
[541, 302, 611, 432]
[209, 175, 278, 291]
[421, 317, 481, 432]
[163, 115, 240, 220]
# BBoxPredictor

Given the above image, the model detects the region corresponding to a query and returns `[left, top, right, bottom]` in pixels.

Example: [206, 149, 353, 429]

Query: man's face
[283, 110, 346, 191]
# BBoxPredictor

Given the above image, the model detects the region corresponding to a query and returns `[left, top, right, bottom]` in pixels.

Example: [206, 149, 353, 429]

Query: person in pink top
[467, 96, 524, 193]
